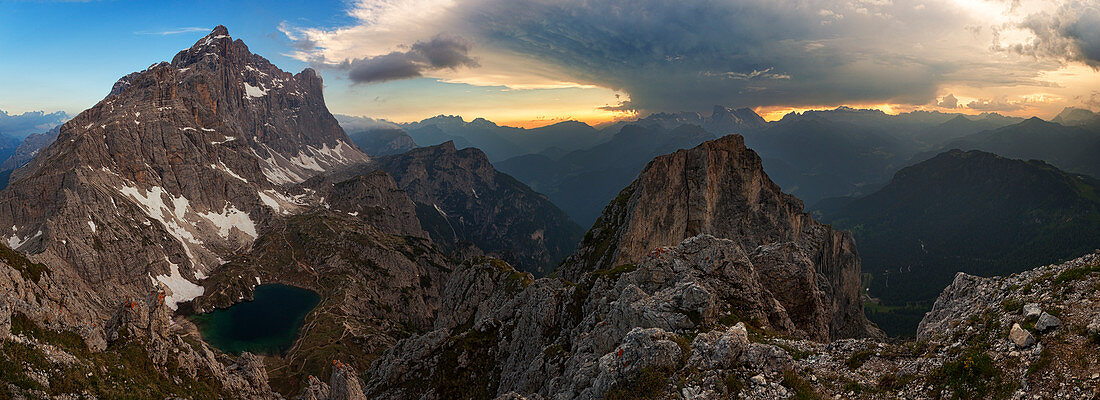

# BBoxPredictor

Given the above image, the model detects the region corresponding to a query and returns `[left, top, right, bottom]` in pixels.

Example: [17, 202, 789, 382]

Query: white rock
[1009, 323, 1035, 348]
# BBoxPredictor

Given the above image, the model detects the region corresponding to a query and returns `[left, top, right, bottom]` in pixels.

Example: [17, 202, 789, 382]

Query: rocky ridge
[365, 242, 1100, 400]
[340, 141, 585, 276]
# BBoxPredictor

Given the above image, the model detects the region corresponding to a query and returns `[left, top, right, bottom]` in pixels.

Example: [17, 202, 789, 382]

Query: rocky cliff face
[347, 141, 584, 276]
[563, 134, 877, 340]
[0, 26, 366, 317]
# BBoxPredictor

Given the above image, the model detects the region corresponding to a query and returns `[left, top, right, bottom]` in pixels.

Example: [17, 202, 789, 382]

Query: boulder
[1023, 303, 1042, 318]
[1035, 312, 1061, 331]
[1009, 323, 1035, 348]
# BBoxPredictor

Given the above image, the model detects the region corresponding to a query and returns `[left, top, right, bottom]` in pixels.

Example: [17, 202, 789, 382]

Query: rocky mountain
[358, 134, 881, 399]
[0, 110, 69, 139]
[190, 170, 456, 395]
[740, 117, 915, 205]
[818, 149, 1100, 335]
[497, 124, 716, 225]
[0, 126, 60, 190]
[334, 114, 417, 156]
[365, 246, 1100, 400]
[0, 25, 367, 328]
[936, 117, 1100, 177]
[346, 128, 417, 156]
[612, 105, 767, 134]
[342, 141, 585, 277]
[400, 116, 607, 161]
[357, 133, 1100, 399]
[561, 134, 878, 340]
[1051, 107, 1100, 126]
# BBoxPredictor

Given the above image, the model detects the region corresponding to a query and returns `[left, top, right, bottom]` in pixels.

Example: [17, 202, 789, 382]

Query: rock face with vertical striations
[562, 134, 878, 340]
[0, 25, 366, 318]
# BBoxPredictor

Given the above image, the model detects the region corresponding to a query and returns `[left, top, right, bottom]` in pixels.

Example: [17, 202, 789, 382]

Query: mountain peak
[562, 133, 879, 340]
[210, 25, 229, 36]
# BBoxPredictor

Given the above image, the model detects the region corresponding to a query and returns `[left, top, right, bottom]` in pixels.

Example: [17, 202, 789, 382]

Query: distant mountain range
[816, 149, 1100, 335]
[0, 109, 69, 138]
[497, 123, 718, 225]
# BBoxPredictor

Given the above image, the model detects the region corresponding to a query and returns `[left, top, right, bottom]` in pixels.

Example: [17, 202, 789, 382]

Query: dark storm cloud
[451, 0, 958, 112]
[343, 35, 479, 83]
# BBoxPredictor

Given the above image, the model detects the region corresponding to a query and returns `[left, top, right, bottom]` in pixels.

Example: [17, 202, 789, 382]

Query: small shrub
[846, 349, 875, 369]
[605, 365, 673, 400]
[878, 373, 917, 391]
[1000, 298, 1023, 313]
[928, 348, 1012, 399]
[723, 373, 745, 396]
[780, 369, 820, 400]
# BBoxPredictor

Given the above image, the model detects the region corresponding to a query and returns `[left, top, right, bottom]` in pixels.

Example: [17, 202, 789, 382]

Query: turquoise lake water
[189, 284, 320, 356]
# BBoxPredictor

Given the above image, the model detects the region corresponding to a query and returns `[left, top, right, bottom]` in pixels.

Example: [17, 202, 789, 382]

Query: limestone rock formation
[563, 134, 878, 340]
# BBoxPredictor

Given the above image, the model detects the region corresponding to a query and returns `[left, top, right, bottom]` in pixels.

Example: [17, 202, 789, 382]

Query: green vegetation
[928, 348, 1013, 400]
[578, 184, 636, 270]
[822, 151, 1100, 336]
[878, 373, 917, 392]
[780, 369, 820, 400]
[1000, 298, 1024, 313]
[605, 365, 674, 400]
[723, 373, 745, 396]
[845, 349, 875, 369]
[1053, 263, 1100, 284]
[862, 300, 933, 338]
[2, 312, 222, 399]
[593, 263, 637, 279]
[0, 243, 49, 283]
[432, 327, 500, 400]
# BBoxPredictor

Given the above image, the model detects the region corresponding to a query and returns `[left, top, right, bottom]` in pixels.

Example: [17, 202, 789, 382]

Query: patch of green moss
[1026, 346, 1053, 376]
[723, 372, 745, 396]
[773, 342, 811, 361]
[593, 263, 637, 280]
[878, 373, 917, 392]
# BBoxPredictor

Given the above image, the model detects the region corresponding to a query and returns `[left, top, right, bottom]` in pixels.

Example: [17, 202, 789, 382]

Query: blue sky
[0, 0, 349, 114]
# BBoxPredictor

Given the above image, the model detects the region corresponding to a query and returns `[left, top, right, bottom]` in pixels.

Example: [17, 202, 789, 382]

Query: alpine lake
[188, 284, 321, 355]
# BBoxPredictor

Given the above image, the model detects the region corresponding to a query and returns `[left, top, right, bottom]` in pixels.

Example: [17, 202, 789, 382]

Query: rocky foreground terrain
[0, 26, 1097, 400]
